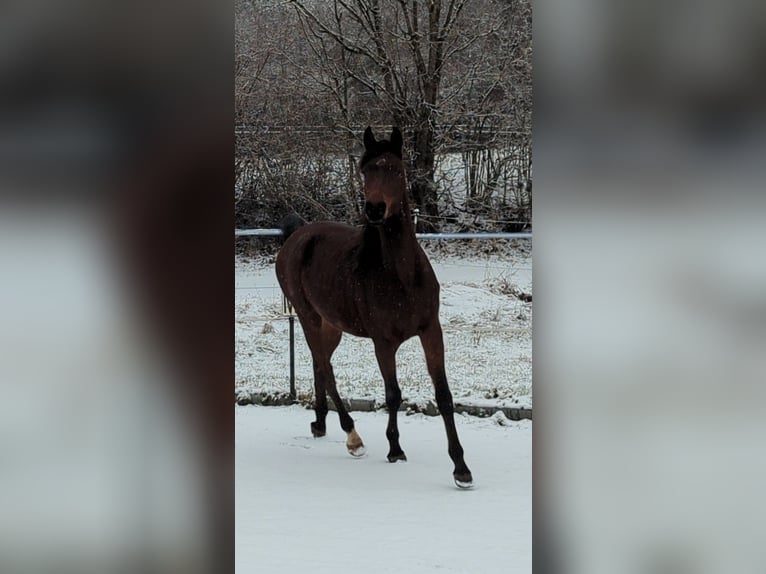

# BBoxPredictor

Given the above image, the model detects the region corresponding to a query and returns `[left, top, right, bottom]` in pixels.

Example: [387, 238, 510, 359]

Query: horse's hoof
[454, 471, 474, 489]
[348, 445, 367, 457]
[345, 429, 364, 456]
[387, 452, 407, 463]
[310, 423, 326, 438]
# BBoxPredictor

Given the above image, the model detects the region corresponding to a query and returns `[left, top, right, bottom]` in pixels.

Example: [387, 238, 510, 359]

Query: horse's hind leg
[374, 341, 406, 462]
[306, 321, 365, 456]
[310, 358, 329, 438]
[419, 321, 473, 488]
[297, 312, 332, 438]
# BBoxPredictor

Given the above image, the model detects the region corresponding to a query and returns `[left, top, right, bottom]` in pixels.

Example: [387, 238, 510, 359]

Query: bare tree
[290, 0, 522, 227]
[234, 0, 531, 237]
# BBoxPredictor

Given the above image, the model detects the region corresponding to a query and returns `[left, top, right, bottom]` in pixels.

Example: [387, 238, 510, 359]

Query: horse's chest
[356, 276, 434, 337]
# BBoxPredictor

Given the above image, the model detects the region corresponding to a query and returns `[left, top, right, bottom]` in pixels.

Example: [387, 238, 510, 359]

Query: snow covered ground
[236, 405, 531, 573]
[235, 241, 532, 410]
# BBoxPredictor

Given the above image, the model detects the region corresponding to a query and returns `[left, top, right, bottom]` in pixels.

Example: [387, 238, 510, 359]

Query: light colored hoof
[346, 429, 365, 457]
[348, 444, 367, 458]
[454, 478, 474, 489]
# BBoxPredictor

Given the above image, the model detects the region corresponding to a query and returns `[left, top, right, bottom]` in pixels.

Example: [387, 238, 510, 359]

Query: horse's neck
[377, 208, 419, 284]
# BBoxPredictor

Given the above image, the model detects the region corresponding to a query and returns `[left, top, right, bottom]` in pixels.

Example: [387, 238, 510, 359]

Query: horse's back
[277, 220, 357, 261]
[275, 221, 359, 293]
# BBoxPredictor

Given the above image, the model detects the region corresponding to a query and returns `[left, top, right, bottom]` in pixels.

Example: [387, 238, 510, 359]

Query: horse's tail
[278, 212, 307, 242]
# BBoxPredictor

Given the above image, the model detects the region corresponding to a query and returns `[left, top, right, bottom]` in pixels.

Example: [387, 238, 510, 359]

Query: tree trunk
[410, 123, 439, 232]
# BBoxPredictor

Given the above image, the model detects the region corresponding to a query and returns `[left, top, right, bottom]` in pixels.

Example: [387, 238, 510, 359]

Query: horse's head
[360, 126, 407, 226]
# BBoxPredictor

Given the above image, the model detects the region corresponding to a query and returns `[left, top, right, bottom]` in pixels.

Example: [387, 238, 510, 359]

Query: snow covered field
[236, 405, 531, 573]
[235, 241, 532, 410]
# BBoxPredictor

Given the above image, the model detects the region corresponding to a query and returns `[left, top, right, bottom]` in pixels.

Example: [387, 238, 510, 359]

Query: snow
[236, 405, 531, 573]
[235, 242, 532, 409]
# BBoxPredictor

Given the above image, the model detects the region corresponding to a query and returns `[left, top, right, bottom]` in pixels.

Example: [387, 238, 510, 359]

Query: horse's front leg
[419, 322, 473, 488]
[374, 341, 406, 462]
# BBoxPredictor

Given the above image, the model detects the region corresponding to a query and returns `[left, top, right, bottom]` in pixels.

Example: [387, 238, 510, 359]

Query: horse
[275, 126, 473, 488]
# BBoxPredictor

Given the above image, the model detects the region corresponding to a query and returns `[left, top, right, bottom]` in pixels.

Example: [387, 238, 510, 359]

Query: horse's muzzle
[364, 201, 386, 225]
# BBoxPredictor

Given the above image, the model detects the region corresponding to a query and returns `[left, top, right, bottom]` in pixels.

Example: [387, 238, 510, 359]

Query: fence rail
[235, 228, 532, 240]
[236, 227, 531, 406]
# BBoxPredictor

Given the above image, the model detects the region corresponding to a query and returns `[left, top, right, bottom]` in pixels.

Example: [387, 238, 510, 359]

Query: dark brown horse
[275, 126, 472, 488]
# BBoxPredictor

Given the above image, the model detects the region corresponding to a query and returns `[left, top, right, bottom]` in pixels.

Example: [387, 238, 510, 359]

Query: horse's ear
[390, 127, 403, 155]
[363, 126, 376, 150]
